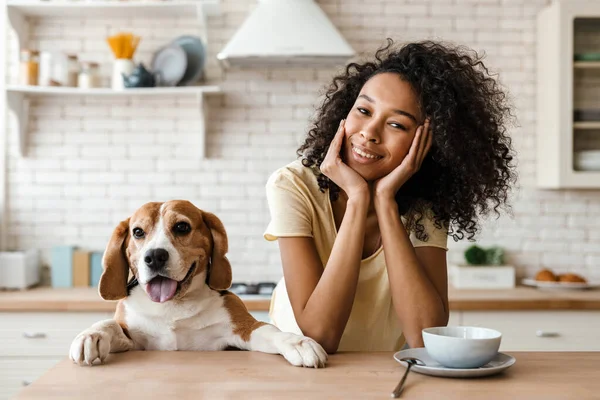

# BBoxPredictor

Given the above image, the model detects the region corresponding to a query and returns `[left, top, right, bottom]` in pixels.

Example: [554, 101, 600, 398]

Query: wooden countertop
[2, 286, 600, 313]
[0, 287, 271, 312]
[14, 351, 600, 399]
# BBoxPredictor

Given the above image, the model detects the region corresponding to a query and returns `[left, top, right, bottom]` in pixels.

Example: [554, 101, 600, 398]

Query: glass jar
[78, 62, 100, 89]
[19, 49, 39, 86]
[67, 54, 79, 87]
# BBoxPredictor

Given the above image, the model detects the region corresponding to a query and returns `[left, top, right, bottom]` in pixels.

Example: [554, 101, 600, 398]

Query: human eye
[389, 122, 407, 131]
[357, 107, 370, 116]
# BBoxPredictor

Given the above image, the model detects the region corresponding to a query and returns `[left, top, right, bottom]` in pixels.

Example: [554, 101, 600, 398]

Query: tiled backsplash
[4, 0, 600, 283]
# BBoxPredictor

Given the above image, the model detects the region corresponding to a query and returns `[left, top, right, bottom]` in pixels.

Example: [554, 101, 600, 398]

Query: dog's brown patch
[222, 291, 266, 342]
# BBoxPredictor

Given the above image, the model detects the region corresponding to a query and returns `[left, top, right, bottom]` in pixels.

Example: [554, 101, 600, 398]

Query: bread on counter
[535, 269, 558, 282]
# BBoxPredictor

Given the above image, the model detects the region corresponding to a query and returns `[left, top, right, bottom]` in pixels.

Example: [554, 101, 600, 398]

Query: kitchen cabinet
[458, 310, 600, 351]
[2, 0, 222, 158]
[537, 1, 600, 188]
[0, 310, 268, 400]
[0, 311, 113, 400]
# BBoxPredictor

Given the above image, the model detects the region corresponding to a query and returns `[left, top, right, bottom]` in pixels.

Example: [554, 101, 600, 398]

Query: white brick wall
[4, 0, 599, 284]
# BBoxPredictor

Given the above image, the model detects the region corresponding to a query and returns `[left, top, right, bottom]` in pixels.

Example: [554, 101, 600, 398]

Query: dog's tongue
[145, 276, 177, 303]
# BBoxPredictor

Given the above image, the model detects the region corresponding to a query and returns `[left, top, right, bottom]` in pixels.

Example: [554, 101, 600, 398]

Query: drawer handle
[23, 331, 47, 339]
[536, 330, 560, 338]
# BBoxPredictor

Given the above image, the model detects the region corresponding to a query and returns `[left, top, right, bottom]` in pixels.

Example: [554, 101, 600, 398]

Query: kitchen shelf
[537, 1, 600, 188]
[6, 1, 220, 49]
[574, 61, 600, 68]
[573, 121, 600, 129]
[6, 0, 220, 19]
[3, 0, 222, 160]
[6, 84, 222, 158]
[7, 85, 221, 96]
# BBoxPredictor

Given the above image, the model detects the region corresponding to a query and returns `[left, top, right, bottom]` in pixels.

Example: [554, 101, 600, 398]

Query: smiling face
[343, 72, 423, 182]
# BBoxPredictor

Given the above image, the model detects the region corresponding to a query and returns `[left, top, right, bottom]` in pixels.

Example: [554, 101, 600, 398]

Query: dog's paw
[69, 330, 111, 366]
[277, 332, 328, 368]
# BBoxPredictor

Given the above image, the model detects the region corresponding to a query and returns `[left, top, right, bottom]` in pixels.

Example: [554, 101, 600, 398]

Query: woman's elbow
[299, 326, 340, 354]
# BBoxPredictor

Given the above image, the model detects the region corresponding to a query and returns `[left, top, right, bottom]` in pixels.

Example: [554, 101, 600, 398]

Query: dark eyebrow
[358, 94, 418, 123]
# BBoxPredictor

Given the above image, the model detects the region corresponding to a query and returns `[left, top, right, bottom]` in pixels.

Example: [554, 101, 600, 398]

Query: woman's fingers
[416, 119, 432, 168]
[329, 119, 345, 157]
[321, 119, 345, 174]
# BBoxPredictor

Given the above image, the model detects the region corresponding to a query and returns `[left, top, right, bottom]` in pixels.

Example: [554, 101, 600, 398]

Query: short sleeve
[263, 169, 313, 241]
[410, 209, 449, 251]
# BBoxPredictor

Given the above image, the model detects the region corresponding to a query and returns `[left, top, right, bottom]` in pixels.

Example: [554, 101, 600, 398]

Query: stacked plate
[574, 150, 600, 171]
[151, 35, 206, 86]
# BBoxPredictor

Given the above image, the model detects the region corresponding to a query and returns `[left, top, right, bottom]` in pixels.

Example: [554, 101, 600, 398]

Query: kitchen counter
[0, 287, 271, 312]
[14, 351, 600, 399]
[2, 286, 600, 312]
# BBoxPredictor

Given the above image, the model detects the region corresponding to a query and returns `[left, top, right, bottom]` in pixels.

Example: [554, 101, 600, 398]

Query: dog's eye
[132, 228, 145, 239]
[174, 222, 191, 234]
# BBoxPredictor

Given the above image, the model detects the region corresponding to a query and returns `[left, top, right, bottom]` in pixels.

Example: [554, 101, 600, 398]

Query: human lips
[351, 144, 383, 159]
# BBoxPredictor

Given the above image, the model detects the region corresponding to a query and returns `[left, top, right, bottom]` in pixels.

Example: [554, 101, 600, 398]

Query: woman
[264, 40, 516, 353]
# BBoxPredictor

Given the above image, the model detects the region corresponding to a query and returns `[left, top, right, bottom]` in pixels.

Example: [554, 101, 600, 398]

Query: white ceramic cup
[111, 58, 134, 90]
[422, 326, 502, 369]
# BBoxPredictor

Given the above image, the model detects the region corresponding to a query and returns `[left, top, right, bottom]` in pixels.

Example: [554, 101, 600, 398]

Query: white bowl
[422, 326, 502, 369]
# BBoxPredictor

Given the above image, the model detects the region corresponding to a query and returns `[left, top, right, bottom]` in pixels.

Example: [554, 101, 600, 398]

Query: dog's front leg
[69, 319, 134, 366]
[246, 324, 328, 368]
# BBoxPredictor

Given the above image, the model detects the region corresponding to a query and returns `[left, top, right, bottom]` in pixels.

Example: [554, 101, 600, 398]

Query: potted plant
[449, 245, 515, 289]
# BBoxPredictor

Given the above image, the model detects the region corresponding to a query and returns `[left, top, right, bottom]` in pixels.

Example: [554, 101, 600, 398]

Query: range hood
[217, 0, 355, 68]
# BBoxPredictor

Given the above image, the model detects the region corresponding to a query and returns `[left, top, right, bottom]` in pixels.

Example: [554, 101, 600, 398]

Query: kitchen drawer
[461, 311, 600, 351]
[0, 312, 113, 357]
[0, 357, 62, 400]
[0, 329, 86, 357]
[0, 312, 114, 331]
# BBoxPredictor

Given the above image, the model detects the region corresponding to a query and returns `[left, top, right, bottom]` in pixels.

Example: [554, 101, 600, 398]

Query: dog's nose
[144, 248, 169, 271]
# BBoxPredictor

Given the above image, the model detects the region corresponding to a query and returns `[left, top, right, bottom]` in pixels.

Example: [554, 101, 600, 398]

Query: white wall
[4, 0, 599, 284]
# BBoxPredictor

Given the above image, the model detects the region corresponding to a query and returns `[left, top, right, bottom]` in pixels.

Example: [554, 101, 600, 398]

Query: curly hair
[297, 39, 517, 242]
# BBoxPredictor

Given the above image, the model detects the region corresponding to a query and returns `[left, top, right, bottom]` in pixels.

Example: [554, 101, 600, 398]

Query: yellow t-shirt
[264, 159, 448, 352]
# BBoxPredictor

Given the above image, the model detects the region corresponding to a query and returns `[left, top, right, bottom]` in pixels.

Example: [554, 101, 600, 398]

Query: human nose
[359, 120, 380, 143]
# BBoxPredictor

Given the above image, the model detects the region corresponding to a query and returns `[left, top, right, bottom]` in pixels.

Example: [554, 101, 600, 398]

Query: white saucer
[393, 348, 516, 378]
[522, 278, 600, 290]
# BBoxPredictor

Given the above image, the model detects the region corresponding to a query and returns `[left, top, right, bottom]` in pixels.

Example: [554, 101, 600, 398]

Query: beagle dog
[69, 200, 327, 368]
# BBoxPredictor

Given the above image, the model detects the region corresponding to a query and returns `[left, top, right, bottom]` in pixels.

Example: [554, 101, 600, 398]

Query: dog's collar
[126, 277, 139, 296]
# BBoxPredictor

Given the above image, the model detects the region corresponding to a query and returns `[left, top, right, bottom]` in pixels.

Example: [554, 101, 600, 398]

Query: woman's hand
[320, 120, 369, 200]
[374, 119, 432, 201]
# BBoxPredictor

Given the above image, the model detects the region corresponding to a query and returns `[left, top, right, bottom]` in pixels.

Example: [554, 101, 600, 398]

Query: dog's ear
[99, 218, 131, 300]
[203, 212, 232, 291]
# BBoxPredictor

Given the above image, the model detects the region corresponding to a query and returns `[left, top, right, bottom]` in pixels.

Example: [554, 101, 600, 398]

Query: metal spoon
[391, 357, 424, 398]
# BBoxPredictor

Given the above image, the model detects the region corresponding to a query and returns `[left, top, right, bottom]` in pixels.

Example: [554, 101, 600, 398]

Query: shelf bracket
[7, 91, 29, 157]
[196, 92, 208, 159]
[7, 7, 28, 51]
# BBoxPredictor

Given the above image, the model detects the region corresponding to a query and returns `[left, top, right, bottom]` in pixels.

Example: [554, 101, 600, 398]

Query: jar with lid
[78, 62, 100, 89]
[67, 54, 79, 87]
[19, 49, 39, 86]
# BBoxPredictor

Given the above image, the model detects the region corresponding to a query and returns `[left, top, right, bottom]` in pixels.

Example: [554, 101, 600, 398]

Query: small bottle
[19, 49, 39, 86]
[67, 54, 79, 87]
[78, 61, 100, 89]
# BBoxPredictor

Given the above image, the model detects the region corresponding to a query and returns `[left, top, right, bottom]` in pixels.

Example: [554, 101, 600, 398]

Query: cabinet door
[0, 358, 62, 400]
[0, 312, 113, 357]
[462, 311, 600, 351]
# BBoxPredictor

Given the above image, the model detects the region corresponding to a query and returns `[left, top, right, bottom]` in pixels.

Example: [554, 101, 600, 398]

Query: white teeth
[352, 146, 379, 159]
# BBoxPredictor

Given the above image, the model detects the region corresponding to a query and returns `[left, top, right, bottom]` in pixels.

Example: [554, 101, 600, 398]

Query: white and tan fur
[69, 201, 327, 368]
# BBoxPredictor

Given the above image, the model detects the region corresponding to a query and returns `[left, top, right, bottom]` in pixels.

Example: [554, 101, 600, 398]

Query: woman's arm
[374, 196, 449, 348]
[278, 193, 369, 354]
